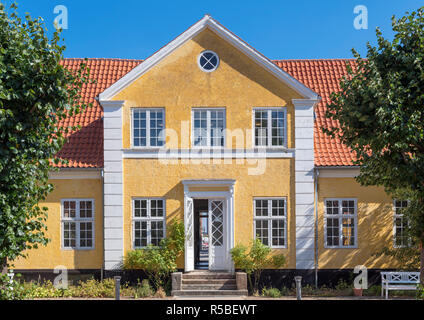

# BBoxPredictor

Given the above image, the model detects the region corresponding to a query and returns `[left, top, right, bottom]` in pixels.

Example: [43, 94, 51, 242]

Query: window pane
[63, 222, 76, 248]
[326, 218, 339, 246]
[149, 110, 164, 147]
[342, 218, 355, 246]
[326, 200, 339, 215]
[133, 110, 147, 147]
[271, 199, 285, 216]
[134, 221, 148, 247]
[193, 110, 208, 146]
[271, 219, 285, 246]
[80, 201, 93, 218]
[254, 111, 268, 146]
[151, 199, 164, 217]
[255, 220, 268, 246]
[271, 110, 284, 146]
[255, 200, 268, 217]
[342, 200, 355, 215]
[79, 222, 93, 248]
[151, 221, 164, 246]
[210, 110, 225, 147]
[64, 201, 76, 218]
[134, 200, 148, 217]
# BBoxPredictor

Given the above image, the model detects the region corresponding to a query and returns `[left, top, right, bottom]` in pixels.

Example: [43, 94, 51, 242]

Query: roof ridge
[62, 57, 144, 62]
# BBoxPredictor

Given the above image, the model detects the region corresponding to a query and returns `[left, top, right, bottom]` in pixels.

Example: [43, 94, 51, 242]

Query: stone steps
[172, 289, 248, 296]
[171, 271, 248, 297]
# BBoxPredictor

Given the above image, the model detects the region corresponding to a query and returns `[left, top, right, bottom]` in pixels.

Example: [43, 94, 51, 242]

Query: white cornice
[98, 15, 319, 101]
[49, 169, 102, 180]
[318, 167, 360, 178]
[99, 100, 125, 108]
[292, 98, 321, 107]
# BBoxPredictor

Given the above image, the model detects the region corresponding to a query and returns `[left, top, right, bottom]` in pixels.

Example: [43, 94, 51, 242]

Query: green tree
[0, 3, 91, 273]
[323, 7, 424, 283]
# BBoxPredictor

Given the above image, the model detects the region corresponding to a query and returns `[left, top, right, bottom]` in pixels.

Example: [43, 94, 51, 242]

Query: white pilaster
[100, 100, 125, 270]
[293, 99, 319, 270]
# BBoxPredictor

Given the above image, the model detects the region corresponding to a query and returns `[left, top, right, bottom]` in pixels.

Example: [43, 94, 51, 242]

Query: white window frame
[197, 50, 220, 73]
[253, 197, 287, 249]
[324, 198, 358, 249]
[191, 108, 226, 148]
[132, 198, 166, 248]
[393, 199, 411, 248]
[252, 107, 287, 148]
[131, 108, 166, 148]
[61, 199, 95, 250]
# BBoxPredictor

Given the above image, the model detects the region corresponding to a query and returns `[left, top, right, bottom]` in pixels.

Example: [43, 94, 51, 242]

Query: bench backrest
[381, 272, 420, 284]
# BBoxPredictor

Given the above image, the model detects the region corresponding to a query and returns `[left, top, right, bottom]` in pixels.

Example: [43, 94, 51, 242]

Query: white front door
[184, 197, 194, 272]
[208, 199, 226, 270]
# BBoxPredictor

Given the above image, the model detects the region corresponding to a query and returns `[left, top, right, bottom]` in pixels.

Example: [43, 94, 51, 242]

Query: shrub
[123, 220, 184, 290]
[416, 284, 424, 300]
[135, 279, 154, 298]
[0, 273, 26, 300]
[230, 239, 286, 293]
[154, 286, 166, 298]
[261, 287, 281, 298]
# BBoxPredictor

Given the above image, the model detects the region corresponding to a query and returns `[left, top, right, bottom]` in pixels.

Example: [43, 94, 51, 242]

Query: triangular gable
[98, 15, 319, 101]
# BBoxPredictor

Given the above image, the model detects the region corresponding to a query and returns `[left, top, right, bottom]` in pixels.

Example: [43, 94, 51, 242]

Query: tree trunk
[1, 257, 7, 275]
[420, 241, 424, 285]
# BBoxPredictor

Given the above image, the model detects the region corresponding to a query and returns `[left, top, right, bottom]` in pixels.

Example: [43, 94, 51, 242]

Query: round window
[198, 50, 219, 72]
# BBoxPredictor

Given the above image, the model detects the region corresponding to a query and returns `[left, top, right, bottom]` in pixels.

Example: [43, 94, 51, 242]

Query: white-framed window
[61, 199, 94, 250]
[393, 200, 410, 248]
[253, 198, 286, 248]
[132, 198, 166, 248]
[197, 50, 220, 72]
[192, 108, 225, 147]
[324, 199, 357, 248]
[132, 108, 165, 147]
[253, 108, 286, 147]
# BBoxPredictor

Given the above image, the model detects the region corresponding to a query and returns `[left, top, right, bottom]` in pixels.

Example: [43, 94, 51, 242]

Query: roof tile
[57, 58, 355, 168]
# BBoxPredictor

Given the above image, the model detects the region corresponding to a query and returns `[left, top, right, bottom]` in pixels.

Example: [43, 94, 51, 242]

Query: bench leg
[385, 287, 388, 300]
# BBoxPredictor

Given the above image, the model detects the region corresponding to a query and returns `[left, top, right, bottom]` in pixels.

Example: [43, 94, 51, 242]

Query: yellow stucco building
[12, 16, 405, 285]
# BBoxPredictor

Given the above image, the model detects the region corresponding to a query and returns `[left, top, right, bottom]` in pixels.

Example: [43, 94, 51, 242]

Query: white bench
[381, 271, 420, 299]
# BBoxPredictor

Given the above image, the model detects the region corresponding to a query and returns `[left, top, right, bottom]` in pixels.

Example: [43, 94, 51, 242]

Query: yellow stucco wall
[123, 159, 296, 269]
[12, 179, 103, 270]
[114, 28, 301, 150]
[112, 28, 300, 269]
[317, 177, 400, 269]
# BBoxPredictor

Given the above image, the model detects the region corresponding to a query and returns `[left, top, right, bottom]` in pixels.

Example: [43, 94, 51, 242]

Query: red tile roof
[274, 59, 357, 167]
[56, 58, 142, 168]
[57, 58, 356, 168]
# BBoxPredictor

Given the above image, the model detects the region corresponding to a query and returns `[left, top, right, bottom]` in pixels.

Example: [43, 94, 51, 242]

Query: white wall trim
[98, 15, 319, 101]
[293, 98, 319, 270]
[123, 148, 295, 159]
[101, 100, 125, 270]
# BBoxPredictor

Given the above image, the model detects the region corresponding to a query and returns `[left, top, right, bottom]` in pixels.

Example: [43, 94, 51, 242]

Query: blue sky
[6, 0, 424, 60]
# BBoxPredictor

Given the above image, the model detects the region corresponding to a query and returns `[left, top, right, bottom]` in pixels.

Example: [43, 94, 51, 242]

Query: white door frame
[182, 180, 235, 273]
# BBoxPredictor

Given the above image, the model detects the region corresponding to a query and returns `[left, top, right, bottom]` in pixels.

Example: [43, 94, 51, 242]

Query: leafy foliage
[0, 273, 25, 300]
[375, 244, 420, 271]
[123, 220, 185, 290]
[0, 3, 91, 270]
[230, 238, 286, 293]
[322, 6, 424, 280]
